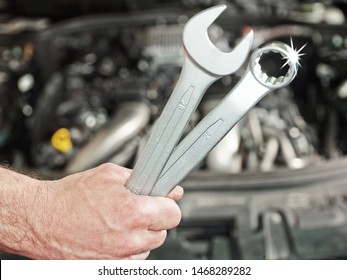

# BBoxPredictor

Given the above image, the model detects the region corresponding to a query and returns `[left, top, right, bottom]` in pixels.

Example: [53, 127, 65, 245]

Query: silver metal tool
[126, 5, 254, 195]
[151, 41, 300, 196]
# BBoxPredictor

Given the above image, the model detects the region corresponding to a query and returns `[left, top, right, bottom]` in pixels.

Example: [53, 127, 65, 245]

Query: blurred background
[1, 0, 347, 259]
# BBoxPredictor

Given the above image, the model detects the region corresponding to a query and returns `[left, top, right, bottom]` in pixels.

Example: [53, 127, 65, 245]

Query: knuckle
[140, 203, 156, 223]
[172, 204, 182, 226]
[154, 230, 167, 248]
[98, 162, 116, 173]
[132, 198, 156, 226]
[97, 163, 130, 183]
[166, 201, 182, 228]
[127, 199, 147, 228]
[123, 240, 142, 256]
[140, 231, 167, 252]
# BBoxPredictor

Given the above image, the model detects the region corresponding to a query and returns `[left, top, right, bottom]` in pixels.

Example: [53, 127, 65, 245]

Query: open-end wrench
[126, 5, 254, 195]
[151, 41, 300, 196]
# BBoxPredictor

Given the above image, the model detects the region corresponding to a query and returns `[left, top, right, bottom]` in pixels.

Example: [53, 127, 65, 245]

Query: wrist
[0, 168, 52, 259]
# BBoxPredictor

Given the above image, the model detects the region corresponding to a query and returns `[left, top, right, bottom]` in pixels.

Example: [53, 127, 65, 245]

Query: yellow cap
[51, 128, 73, 153]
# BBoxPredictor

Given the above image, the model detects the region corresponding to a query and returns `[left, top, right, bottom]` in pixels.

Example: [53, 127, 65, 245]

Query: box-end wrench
[151, 41, 301, 196]
[126, 5, 254, 195]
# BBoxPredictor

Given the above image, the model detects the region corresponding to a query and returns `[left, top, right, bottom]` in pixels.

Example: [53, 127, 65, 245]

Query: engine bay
[1, 0, 347, 259]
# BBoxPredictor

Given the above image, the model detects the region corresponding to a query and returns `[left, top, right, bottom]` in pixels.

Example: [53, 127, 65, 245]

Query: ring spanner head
[250, 41, 299, 90]
[183, 5, 254, 76]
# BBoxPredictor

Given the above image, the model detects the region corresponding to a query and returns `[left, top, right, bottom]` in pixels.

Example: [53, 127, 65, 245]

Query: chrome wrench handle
[126, 58, 218, 195]
[151, 41, 300, 196]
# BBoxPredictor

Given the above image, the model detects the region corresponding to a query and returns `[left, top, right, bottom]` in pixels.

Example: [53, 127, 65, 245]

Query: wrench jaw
[183, 5, 254, 76]
[250, 42, 299, 90]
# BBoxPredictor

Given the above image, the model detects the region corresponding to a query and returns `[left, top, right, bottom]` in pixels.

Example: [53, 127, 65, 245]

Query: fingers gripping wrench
[126, 5, 254, 195]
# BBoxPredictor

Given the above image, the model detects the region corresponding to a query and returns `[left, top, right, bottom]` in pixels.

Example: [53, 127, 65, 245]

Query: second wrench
[151, 41, 300, 196]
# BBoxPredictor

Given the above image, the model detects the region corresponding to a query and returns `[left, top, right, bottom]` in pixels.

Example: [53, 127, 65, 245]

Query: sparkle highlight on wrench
[281, 38, 306, 69]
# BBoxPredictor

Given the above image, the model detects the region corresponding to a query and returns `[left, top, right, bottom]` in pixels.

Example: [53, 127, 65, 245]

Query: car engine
[1, 0, 347, 259]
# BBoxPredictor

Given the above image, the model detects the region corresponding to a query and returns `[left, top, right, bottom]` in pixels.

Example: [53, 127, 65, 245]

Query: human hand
[26, 163, 183, 259]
